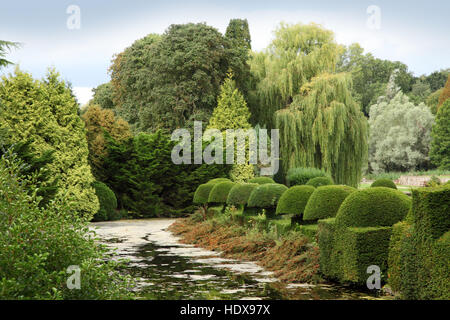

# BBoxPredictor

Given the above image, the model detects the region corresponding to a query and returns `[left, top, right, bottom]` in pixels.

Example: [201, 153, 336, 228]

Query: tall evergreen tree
[430, 99, 450, 170]
[437, 74, 450, 109]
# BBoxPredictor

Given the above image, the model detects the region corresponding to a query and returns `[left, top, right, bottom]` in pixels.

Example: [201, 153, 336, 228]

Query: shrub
[207, 178, 232, 185]
[306, 176, 334, 188]
[248, 177, 275, 185]
[275, 185, 315, 216]
[371, 178, 397, 189]
[303, 185, 356, 221]
[286, 167, 327, 186]
[298, 224, 319, 241]
[208, 181, 236, 204]
[226, 183, 259, 207]
[317, 218, 338, 278]
[92, 181, 118, 222]
[193, 184, 216, 205]
[387, 221, 412, 293]
[247, 183, 288, 209]
[335, 187, 411, 228]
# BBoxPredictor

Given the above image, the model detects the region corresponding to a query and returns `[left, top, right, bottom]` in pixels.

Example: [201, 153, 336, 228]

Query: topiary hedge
[371, 178, 397, 189]
[248, 176, 275, 185]
[286, 167, 327, 186]
[335, 187, 411, 228]
[208, 181, 236, 204]
[275, 185, 315, 216]
[193, 183, 216, 205]
[207, 178, 232, 185]
[247, 183, 288, 209]
[306, 176, 334, 188]
[227, 183, 259, 208]
[303, 185, 356, 221]
[92, 181, 118, 222]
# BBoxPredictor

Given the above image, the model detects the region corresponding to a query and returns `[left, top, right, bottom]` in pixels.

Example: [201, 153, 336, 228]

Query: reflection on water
[92, 219, 380, 300]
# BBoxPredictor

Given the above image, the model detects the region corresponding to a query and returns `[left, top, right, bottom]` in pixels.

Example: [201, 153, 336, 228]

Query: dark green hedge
[193, 183, 215, 204]
[248, 177, 275, 185]
[286, 167, 327, 186]
[275, 185, 315, 215]
[227, 183, 259, 207]
[92, 181, 118, 222]
[335, 187, 411, 228]
[298, 224, 319, 241]
[387, 221, 412, 293]
[303, 185, 356, 221]
[247, 183, 288, 209]
[306, 176, 334, 188]
[208, 181, 236, 204]
[371, 178, 397, 189]
[318, 218, 339, 279]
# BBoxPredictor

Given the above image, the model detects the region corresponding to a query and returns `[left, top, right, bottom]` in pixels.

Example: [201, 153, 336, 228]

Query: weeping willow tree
[248, 23, 342, 128]
[275, 73, 368, 187]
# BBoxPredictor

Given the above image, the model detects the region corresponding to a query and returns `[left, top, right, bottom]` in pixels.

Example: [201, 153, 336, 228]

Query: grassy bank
[169, 210, 323, 284]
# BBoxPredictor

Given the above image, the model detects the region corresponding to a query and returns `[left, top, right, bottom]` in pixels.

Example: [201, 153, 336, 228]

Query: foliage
[275, 185, 315, 216]
[305, 176, 334, 188]
[0, 153, 132, 299]
[426, 88, 443, 115]
[303, 185, 356, 221]
[437, 74, 450, 108]
[207, 178, 232, 185]
[0, 68, 99, 219]
[193, 183, 216, 205]
[248, 23, 341, 128]
[0, 40, 19, 68]
[226, 183, 259, 207]
[277, 73, 368, 187]
[82, 104, 131, 180]
[286, 167, 327, 187]
[335, 187, 411, 228]
[247, 183, 288, 209]
[248, 177, 275, 184]
[208, 181, 236, 204]
[368, 91, 434, 173]
[370, 178, 397, 189]
[92, 181, 118, 222]
[429, 100, 450, 169]
[91, 82, 115, 110]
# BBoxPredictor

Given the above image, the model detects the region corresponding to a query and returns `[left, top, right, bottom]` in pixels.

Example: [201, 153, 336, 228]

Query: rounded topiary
[303, 185, 356, 221]
[227, 183, 259, 207]
[193, 183, 216, 204]
[286, 167, 327, 186]
[208, 181, 236, 204]
[207, 178, 232, 185]
[248, 177, 275, 185]
[371, 178, 397, 189]
[306, 176, 334, 188]
[92, 181, 117, 222]
[335, 187, 411, 228]
[275, 185, 315, 215]
[247, 183, 288, 209]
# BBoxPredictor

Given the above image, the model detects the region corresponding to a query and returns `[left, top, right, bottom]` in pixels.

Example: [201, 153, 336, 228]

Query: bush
[371, 178, 397, 189]
[208, 178, 232, 185]
[286, 167, 327, 186]
[305, 176, 334, 188]
[226, 183, 259, 207]
[193, 183, 215, 205]
[387, 221, 412, 293]
[303, 185, 356, 221]
[335, 187, 411, 228]
[248, 177, 275, 185]
[0, 154, 132, 299]
[275, 185, 315, 216]
[298, 224, 319, 241]
[92, 181, 118, 222]
[208, 181, 236, 204]
[247, 183, 288, 209]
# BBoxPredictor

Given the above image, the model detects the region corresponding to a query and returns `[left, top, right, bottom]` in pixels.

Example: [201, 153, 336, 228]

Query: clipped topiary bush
[306, 176, 334, 188]
[193, 183, 215, 205]
[286, 167, 327, 186]
[227, 183, 259, 208]
[303, 185, 356, 221]
[371, 178, 397, 189]
[335, 187, 411, 228]
[275, 185, 315, 216]
[247, 183, 288, 209]
[248, 176, 275, 185]
[207, 178, 232, 185]
[208, 181, 236, 204]
[92, 181, 118, 222]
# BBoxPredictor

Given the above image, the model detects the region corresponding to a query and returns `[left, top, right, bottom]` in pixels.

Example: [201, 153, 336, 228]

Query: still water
[92, 219, 380, 300]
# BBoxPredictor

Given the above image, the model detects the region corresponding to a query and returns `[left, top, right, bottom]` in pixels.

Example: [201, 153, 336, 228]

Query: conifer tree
[430, 99, 450, 169]
[437, 74, 450, 109]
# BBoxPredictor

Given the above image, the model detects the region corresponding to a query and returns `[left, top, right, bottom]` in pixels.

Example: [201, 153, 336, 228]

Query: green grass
[359, 182, 417, 193]
[363, 170, 450, 181]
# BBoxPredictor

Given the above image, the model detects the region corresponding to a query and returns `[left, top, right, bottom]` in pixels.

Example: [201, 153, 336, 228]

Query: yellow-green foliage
[193, 183, 215, 204]
[247, 183, 288, 209]
[275, 185, 315, 215]
[370, 178, 397, 189]
[437, 74, 450, 108]
[275, 73, 368, 187]
[208, 181, 236, 204]
[248, 176, 275, 184]
[0, 68, 99, 219]
[305, 176, 334, 188]
[207, 178, 232, 185]
[226, 183, 259, 207]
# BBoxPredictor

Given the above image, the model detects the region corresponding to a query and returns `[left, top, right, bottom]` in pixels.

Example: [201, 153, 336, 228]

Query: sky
[1, 0, 449, 105]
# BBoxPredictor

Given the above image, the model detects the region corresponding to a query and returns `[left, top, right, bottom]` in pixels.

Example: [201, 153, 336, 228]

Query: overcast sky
[1, 0, 449, 104]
